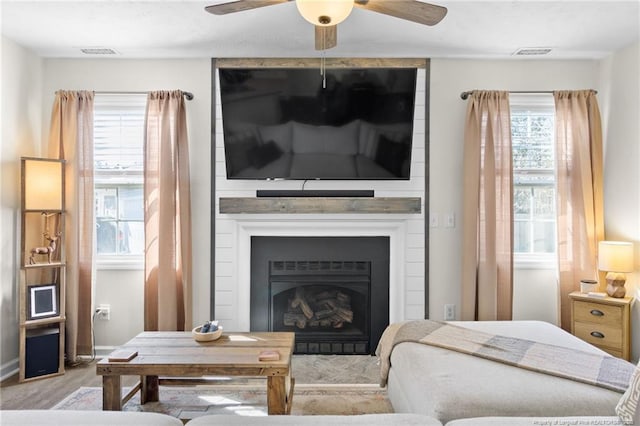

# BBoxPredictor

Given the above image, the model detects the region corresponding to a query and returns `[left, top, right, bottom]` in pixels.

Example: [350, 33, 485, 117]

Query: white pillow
[616, 361, 640, 425]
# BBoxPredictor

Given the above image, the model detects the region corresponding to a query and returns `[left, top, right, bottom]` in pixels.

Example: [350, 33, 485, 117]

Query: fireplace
[250, 236, 390, 355]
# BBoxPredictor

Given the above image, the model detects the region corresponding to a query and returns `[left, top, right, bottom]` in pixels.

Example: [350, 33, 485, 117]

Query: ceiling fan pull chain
[321, 30, 327, 88]
[322, 56, 326, 89]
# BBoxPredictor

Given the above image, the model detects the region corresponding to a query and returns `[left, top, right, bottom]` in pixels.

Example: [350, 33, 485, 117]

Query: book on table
[108, 350, 138, 362]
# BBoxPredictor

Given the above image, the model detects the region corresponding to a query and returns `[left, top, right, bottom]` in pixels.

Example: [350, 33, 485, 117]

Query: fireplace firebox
[251, 237, 389, 355]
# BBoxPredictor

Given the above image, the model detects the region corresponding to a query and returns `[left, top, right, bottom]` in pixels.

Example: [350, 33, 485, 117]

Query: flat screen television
[219, 67, 417, 180]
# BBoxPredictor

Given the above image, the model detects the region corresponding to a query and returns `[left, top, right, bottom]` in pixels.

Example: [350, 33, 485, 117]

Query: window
[94, 94, 147, 265]
[510, 94, 556, 265]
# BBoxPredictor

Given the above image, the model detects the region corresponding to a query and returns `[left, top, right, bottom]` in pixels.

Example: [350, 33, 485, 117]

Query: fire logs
[283, 288, 354, 330]
[291, 288, 314, 319]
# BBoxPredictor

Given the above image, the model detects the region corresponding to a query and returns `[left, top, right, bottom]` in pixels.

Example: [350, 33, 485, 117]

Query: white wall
[597, 42, 640, 359]
[41, 59, 212, 347]
[429, 59, 600, 325]
[512, 269, 558, 324]
[93, 269, 144, 349]
[0, 36, 43, 378]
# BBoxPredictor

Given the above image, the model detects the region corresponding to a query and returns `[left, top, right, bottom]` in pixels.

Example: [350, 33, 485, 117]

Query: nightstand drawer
[573, 300, 622, 327]
[574, 322, 622, 350]
[601, 347, 623, 358]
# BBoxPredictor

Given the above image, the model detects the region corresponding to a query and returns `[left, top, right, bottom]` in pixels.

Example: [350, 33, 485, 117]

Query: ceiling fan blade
[354, 0, 447, 26]
[315, 25, 337, 50]
[205, 0, 290, 15]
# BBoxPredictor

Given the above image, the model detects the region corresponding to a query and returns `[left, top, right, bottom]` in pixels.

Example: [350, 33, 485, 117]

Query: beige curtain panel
[144, 90, 193, 331]
[461, 91, 514, 321]
[554, 90, 604, 331]
[47, 90, 95, 360]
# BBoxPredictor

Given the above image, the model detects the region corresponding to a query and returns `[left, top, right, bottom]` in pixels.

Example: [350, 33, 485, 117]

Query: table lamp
[598, 241, 634, 298]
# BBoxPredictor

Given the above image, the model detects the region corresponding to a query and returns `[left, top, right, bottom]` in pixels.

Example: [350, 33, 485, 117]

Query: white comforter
[386, 320, 624, 423]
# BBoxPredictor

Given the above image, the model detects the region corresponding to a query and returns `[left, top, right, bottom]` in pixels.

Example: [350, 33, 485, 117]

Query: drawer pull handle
[590, 309, 604, 317]
[590, 331, 605, 339]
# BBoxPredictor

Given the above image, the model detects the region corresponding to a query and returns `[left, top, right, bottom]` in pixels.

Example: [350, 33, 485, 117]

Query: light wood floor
[0, 360, 139, 410]
[0, 354, 379, 410]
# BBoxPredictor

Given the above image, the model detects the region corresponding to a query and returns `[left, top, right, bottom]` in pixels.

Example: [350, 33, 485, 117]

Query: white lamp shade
[23, 158, 64, 211]
[296, 0, 354, 26]
[598, 241, 634, 273]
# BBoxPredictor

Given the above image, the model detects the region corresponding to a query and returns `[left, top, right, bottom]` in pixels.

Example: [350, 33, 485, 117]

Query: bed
[384, 320, 630, 423]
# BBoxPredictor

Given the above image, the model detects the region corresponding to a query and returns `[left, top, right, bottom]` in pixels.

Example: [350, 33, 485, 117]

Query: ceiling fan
[205, 0, 447, 50]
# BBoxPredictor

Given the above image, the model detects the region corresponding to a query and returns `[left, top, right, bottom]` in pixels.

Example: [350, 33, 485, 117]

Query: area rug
[53, 384, 393, 421]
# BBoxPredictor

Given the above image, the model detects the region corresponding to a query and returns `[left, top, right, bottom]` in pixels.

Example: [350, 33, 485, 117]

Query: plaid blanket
[376, 320, 635, 393]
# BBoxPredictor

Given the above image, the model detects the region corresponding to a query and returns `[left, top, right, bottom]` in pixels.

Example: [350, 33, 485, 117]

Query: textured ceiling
[1, 1, 639, 59]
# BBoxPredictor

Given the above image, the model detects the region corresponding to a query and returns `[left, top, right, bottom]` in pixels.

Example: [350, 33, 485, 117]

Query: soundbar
[256, 190, 375, 198]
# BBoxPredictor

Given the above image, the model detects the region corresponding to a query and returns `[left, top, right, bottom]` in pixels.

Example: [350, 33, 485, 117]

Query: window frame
[510, 94, 557, 270]
[93, 93, 147, 270]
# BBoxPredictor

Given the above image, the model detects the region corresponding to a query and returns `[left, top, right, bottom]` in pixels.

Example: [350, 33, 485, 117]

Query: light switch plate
[445, 213, 455, 228]
[430, 213, 439, 228]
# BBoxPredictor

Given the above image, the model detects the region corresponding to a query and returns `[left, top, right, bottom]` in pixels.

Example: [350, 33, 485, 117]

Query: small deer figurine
[29, 231, 61, 265]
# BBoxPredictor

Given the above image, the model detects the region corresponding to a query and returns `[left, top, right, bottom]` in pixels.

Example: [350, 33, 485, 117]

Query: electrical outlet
[444, 304, 456, 320]
[97, 304, 111, 320]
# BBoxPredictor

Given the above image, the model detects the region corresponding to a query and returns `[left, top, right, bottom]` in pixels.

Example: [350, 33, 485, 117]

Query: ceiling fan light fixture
[296, 0, 354, 26]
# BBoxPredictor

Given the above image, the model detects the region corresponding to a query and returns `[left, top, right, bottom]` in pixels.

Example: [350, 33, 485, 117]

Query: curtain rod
[460, 89, 597, 100]
[96, 90, 194, 100]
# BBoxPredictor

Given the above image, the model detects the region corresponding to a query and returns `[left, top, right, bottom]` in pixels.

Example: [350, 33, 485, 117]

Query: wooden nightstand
[569, 291, 633, 360]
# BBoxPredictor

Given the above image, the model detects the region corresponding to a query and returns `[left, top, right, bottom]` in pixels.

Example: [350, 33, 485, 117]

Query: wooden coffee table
[96, 331, 295, 415]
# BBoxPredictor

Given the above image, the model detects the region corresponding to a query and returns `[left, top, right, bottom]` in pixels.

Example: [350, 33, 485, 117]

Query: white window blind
[94, 94, 147, 263]
[94, 94, 146, 180]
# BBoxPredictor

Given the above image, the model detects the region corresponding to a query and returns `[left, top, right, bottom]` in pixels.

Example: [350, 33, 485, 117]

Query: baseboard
[94, 345, 117, 357]
[0, 358, 19, 383]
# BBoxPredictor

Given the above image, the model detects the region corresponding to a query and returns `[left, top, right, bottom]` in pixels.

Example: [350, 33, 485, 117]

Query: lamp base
[605, 272, 627, 298]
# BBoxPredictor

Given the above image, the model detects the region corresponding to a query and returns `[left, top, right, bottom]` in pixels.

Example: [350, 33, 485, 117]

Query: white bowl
[580, 280, 599, 294]
[192, 325, 223, 342]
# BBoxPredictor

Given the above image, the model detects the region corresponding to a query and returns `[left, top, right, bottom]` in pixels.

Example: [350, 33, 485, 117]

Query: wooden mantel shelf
[219, 197, 421, 214]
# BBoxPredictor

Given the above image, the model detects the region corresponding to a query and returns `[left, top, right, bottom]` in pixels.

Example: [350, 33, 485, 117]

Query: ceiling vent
[513, 47, 552, 56]
[80, 47, 118, 55]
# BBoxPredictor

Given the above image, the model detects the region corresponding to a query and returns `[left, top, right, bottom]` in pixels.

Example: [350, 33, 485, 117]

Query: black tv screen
[219, 68, 416, 180]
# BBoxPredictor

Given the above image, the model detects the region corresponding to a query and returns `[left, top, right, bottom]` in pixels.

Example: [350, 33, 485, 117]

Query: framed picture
[28, 284, 58, 320]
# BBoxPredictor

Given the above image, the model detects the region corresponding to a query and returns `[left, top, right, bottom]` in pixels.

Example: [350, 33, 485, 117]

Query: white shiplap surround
[214, 68, 427, 332]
